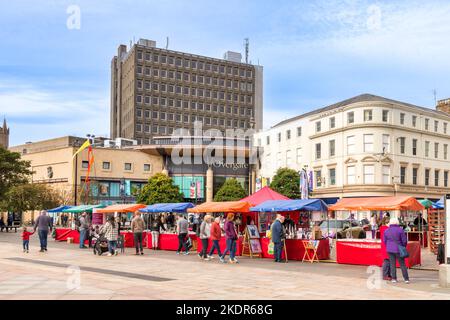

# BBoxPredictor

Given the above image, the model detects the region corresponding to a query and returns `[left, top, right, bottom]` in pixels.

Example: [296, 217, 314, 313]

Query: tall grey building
[110, 39, 263, 144]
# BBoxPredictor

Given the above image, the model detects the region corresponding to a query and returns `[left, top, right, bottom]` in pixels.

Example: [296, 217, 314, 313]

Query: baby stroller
[93, 233, 109, 256]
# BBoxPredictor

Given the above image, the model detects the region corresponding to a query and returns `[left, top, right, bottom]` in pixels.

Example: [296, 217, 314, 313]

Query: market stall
[329, 196, 424, 267]
[429, 197, 445, 255]
[250, 199, 330, 261]
[47, 205, 73, 226]
[139, 202, 196, 251]
[188, 201, 252, 256]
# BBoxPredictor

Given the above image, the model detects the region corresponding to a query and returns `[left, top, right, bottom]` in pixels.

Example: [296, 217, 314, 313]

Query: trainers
[140, 252, 144, 255]
[203, 257, 211, 261]
[39, 249, 45, 252]
[183, 251, 190, 255]
[405, 280, 410, 284]
[26, 250, 29, 253]
[219, 257, 225, 263]
[176, 251, 180, 255]
[207, 255, 214, 259]
[391, 279, 398, 283]
[23, 249, 26, 253]
[198, 253, 202, 259]
[232, 258, 239, 264]
[107, 253, 112, 257]
[114, 250, 118, 256]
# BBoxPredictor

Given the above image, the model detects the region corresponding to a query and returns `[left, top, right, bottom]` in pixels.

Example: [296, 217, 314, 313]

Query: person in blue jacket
[271, 214, 286, 262]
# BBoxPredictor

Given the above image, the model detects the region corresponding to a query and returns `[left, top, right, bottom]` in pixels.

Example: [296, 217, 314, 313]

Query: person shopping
[220, 213, 238, 264]
[101, 215, 119, 256]
[176, 215, 190, 255]
[271, 214, 286, 263]
[199, 215, 212, 261]
[131, 211, 145, 255]
[383, 217, 410, 283]
[150, 214, 166, 250]
[208, 217, 222, 259]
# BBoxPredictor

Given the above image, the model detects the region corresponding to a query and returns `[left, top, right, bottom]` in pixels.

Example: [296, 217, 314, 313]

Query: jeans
[222, 238, 237, 260]
[151, 231, 159, 249]
[200, 238, 209, 258]
[208, 239, 222, 257]
[79, 229, 87, 248]
[38, 229, 48, 249]
[134, 232, 143, 252]
[108, 240, 117, 254]
[274, 241, 283, 262]
[23, 240, 29, 251]
[177, 233, 188, 253]
[388, 252, 409, 281]
[382, 259, 391, 278]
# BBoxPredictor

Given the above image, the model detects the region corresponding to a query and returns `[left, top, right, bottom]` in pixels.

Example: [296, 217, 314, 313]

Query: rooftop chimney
[223, 51, 242, 63]
[437, 98, 450, 115]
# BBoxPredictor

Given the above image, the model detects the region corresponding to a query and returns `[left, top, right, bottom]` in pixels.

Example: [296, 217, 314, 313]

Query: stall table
[260, 238, 330, 261]
[119, 231, 149, 248]
[55, 228, 82, 243]
[147, 233, 197, 251]
[336, 240, 421, 267]
[196, 236, 243, 256]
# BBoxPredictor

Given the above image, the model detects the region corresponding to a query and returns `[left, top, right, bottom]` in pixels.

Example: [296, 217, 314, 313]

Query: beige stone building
[110, 38, 263, 144]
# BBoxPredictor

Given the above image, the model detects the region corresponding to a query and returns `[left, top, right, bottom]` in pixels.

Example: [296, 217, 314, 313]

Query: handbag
[398, 244, 409, 258]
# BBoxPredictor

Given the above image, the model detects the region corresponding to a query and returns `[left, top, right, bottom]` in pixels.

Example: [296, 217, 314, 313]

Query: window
[347, 112, 354, 124]
[315, 170, 322, 188]
[425, 169, 430, 186]
[347, 166, 356, 184]
[364, 109, 373, 121]
[382, 110, 389, 122]
[400, 166, 406, 184]
[286, 130, 291, 140]
[412, 168, 418, 185]
[102, 162, 111, 170]
[276, 152, 282, 167]
[364, 165, 375, 184]
[399, 137, 406, 154]
[412, 139, 417, 156]
[296, 148, 302, 164]
[382, 165, 391, 184]
[434, 120, 439, 132]
[277, 133, 281, 142]
[364, 134, 374, 152]
[286, 150, 292, 166]
[329, 117, 336, 129]
[82, 161, 89, 169]
[435, 142, 439, 158]
[347, 136, 355, 155]
[444, 123, 448, 134]
[329, 140, 335, 157]
[383, 134, 390, 153]
[266, 136, 270, 145]
[425, 141, 430, 157]
[315, 121, 321, 133]
[412, 115, 417, 127]
[435, 170, 440, 187]
[124, 163, 132, 171]
[315, 143, 321, 160]
[297, 127, 302, 137]
[444, 171, 449, 188]
[329, 168, 336, 186]
[425, 118, 429, 130]
[400, 113, 405, 125]
[444, 144, 448, 160]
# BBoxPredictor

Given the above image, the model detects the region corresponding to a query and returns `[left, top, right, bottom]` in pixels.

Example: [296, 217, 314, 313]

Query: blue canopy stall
[140, 202, 195, 213]
[47, 205, 73, 226]
[250, 199, 329, 213]
[433, 197, 445, 209]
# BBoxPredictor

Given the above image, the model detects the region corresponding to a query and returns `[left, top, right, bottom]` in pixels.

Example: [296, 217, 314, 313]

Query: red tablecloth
[55, 228, 83, 244]
[260, 238, 330, 261]
[147, 233, 197, 251]
[120, 231, 149, 248]
[196, 237, 243, 256]
[407, 232, 428, 248]
[336, 240, 421, 267]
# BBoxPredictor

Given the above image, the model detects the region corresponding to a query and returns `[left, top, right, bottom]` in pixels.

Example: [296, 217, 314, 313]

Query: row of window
[136, 105, 253, 118]
[136, 51, 253, 78]
[136, 94, 253, 109]
[82, 161, 152, 172]
[399, 166, 449, 187]
[136, 74, 253, 92]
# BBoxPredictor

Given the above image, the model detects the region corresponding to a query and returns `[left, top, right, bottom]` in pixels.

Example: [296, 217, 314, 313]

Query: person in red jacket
[208, 217, 222, 259]
[22, 226, 35, 253]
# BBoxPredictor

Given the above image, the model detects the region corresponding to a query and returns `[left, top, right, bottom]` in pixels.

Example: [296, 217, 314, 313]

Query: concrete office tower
[110, 39, 263, 144]
[0, 118, 9, 148]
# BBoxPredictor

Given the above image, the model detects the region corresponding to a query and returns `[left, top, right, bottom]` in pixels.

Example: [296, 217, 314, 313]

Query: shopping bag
[268, 241, 274, 255]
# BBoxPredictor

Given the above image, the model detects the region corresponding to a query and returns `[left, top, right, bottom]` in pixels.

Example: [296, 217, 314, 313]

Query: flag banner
[72, 139, 91, 159]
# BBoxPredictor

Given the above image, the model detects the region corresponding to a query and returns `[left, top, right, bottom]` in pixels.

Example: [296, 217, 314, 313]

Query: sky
[1, 0, 450, 146]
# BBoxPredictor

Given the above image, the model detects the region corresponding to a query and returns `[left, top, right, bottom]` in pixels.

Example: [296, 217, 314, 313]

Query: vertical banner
[196, 180, 202, 199]
[255, 177, 262, 192]
[91, 208, 103, 225]
[190, 181, 196, 199]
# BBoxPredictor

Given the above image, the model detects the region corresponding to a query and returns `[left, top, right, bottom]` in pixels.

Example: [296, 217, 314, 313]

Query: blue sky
[1, 0, 450, 146]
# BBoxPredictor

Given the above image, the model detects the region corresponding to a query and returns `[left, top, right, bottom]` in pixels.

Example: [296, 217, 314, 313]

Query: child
[22, 226, 34, 253]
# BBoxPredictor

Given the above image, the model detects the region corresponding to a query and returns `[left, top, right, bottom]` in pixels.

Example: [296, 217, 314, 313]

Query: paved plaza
[0, 232, 449, 300]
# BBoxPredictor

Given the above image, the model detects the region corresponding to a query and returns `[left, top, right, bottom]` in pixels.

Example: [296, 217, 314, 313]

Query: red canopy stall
[329, 196, 424, 267]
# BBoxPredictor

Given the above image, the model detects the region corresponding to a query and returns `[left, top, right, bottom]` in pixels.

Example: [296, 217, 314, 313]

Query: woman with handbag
[383, 217, 410, 283]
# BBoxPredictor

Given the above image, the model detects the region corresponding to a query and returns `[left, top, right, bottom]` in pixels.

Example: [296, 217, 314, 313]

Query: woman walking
[199, 215, 212, 261]
[101, 215, 119, 256]
[220, 213, 238, 264]
[208, 217, 222, 259]
[383, 217, 410, 283]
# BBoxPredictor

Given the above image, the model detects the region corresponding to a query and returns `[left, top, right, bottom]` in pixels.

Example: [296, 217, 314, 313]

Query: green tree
[0, 147, 32, 199]
[137, 173, 184, 204]
[270, 167, 300, 199]
[213, 178, 247, 202]
[0, 183, 62, 214]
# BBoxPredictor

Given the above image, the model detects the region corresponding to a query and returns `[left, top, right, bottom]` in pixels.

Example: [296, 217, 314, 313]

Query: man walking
[34, 211, 53, 252]
[131, 211, 145, 255]
[176, 215, 190, 255]
[78, 212, 89, 249]
[271, 214, 286, 263]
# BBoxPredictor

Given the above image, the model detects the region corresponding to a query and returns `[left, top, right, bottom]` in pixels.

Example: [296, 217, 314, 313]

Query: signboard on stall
[91, 209, 103, 225]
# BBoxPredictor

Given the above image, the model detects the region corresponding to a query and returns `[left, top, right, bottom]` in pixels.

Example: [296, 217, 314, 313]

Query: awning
[419, 199, 434, 209]
[47, 205, 73, 213]
[329, 196, 424, 211]
[187, 201, 252, 213]
[62, 204, 106, 213]
[250, 199, 329, 212]
[140, 202, 194, 213]
[240, 186, 290, 206]
[433, 196, 445, 209]
[95, 203, 147, 214]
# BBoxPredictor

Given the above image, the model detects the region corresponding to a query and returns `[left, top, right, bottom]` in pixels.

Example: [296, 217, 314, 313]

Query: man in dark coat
[271, 214, 286, 263]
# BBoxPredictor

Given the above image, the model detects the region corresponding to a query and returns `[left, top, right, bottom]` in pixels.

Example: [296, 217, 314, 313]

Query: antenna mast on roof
[166, 36, 169, 49]
[433, 89, 437, 106]
[244, 38, 249, 64]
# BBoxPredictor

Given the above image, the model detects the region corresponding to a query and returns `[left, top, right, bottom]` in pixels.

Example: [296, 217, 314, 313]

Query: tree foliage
[270, 167, 300, 199]
[136, 173, 184, 205]
[1, 183, 62, 213]
[0, 147, 32, 199]
[213, 178, 247, 202]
